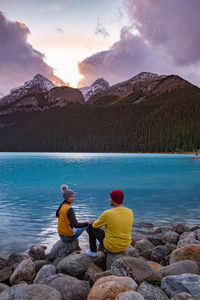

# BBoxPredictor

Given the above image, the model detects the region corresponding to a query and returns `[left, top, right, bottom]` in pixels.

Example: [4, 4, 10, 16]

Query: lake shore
[1, 222, 200, 299]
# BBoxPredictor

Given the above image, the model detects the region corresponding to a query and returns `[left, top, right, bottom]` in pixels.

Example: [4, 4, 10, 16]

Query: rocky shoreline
[1, 222, 200, 300]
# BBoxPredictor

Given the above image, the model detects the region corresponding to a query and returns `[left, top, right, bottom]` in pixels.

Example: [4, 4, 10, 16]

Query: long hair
[56, 200, 67, 218]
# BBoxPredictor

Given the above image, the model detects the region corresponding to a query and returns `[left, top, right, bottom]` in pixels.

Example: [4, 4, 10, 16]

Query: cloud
[78, 27, 160, 87]
[124, 0, 200, 66]
[78, 0, 200, 88]
[0, 11, 64, 96]
[56, 27, 64, 34]
[95, 19, 110, 39]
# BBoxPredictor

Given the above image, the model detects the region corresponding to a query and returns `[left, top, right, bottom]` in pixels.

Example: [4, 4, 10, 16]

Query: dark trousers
[86, 224, 105, 252]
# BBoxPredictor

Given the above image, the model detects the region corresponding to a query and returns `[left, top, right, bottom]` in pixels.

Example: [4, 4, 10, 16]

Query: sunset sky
[0, 0, 200, 96]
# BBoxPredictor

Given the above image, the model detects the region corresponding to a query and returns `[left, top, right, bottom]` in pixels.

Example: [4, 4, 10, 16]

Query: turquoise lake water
[0, 152, 200, 257]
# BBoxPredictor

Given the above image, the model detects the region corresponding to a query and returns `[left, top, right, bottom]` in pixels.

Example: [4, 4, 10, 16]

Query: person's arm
[92, 211, 107, 229]
[67, 208, 88, 228]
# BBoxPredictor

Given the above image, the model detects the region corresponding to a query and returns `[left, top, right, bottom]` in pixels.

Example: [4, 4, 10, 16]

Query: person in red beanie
[85, 189, 133, 257]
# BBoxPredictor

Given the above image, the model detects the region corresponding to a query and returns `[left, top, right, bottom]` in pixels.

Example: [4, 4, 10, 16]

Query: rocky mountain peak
[79, 78, 109, 101]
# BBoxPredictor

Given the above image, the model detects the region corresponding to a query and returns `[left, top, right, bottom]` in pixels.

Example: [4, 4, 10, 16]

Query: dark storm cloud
[78, 0, 200, 87]
[0, 11, 64, 96]
[124, 0, 200, 65]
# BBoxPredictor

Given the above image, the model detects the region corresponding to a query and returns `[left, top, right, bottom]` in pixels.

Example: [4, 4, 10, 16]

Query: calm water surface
[0, 153, 200, 257]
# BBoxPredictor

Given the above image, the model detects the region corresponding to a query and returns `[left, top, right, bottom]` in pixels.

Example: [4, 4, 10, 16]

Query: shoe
[85, 249, 98, 257]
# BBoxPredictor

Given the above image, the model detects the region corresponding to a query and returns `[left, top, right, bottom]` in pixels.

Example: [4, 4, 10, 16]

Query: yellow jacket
[57, 203, 74, 236]
[93, 206, 133, 253]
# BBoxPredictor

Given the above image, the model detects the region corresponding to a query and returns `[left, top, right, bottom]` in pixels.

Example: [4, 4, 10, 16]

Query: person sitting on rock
[85, 189, 133, 257]
[56, 184, 91, 242]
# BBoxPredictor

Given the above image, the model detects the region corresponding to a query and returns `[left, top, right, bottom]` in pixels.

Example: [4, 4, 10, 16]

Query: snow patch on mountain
[79, 78, 109, 101]
[9, 74, 56, 97]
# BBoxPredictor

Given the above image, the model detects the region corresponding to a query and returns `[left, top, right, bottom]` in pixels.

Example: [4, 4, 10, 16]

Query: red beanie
[110, 189, 124, 204]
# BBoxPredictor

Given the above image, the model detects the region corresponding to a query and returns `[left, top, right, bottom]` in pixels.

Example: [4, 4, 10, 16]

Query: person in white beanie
[56, 184, 92, 242]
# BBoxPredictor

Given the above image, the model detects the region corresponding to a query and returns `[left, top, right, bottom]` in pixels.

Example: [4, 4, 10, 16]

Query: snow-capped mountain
[79, 78, 109, 101]
[9, 74, 55, 99]
[0, 74, 84, 114]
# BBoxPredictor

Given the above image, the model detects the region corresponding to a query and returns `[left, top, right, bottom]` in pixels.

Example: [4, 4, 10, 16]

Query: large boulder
[170, 292, 197, 299]
[0, 283, 61, 300]
[179, 231, 196, 241]
[39, 273, 90, 300]
[87, 275, 138, 300]
[9, 258, 35, 285]
[111, 257, 161, 284]
[116, 291, 145, 300]
[161, 273, 200, 299]
[57, 252, 91, 278]
[26, 245, 46, 260]
[6, 252, 31, 269]
[177, 238, 200, 248]
[0, 265, 12, 282]
[106, 245, 139, 269]
[33, 264, 56, 283]
[134, 239, 155, 259]
[170, 244, 200, 267]
[47, 239, 80, 262]
[158, 260, 199, 277]
[34, 259, 50, 272]
[151, 245, 170, 265]
[138, 282, 169, 300]
[162, 231, 179, 245]
[171, 223, 190, 234]
[0, 283, 9, 293]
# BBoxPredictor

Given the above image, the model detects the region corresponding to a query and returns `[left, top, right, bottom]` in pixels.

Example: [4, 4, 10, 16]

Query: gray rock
[191, 225, 200, 231]
[10, 258, 35, 285]
[111, 256, 161, 284]
[165, 243, 178, 253]
[92, 270, 113, 283]
[92, 251, 106, 270]
[151, 245, 170, 264]
[135, 239, 155, 253]
[39, 273, 90, 300]
[57, 252, 91, 278]
[171, 223, 190, 234]
[179, 231, 196, 241]
[177, 238, 200, 248]
[132, 234, 148, 244]
[153, 227, 162, 233]
[0, 283, 61, 300]
[148, 236, 164, 246]
[0, 265, 12, 282]
[161, 273, 200, 299]
[34, 264, 56, 283]
[162, 231, 179, 245]
[195, 229, 200, 241]
[27, 245, 46, 260]
[170, 292, 197, 299]
[34, 259, 50, 272]
[83, 263, 103, 282]
[116, 291, 145, 300]
[6, 252, 31, 269]
[106, 245, 139, 269]
[0, 283, 9, 293]
[0, 258, 7, 269]
[47, 239, 80, 262]
[138, 282, 169, 300]
[159, 260, 199, 277]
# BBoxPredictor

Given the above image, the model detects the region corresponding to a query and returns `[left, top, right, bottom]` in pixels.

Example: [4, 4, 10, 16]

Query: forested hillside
[0, 86, 200, 152]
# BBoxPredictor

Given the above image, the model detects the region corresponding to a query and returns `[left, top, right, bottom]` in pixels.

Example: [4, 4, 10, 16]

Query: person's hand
[88, 219, 96, 224]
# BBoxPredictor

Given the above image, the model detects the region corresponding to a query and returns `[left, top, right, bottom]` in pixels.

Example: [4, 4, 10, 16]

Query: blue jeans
[59, 226, 88, 242]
